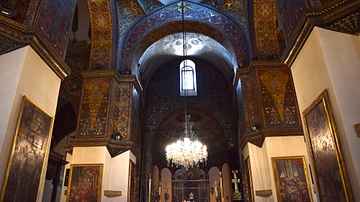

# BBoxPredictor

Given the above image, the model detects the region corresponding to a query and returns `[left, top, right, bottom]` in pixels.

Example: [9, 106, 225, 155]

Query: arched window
[180, 59, 197, 96]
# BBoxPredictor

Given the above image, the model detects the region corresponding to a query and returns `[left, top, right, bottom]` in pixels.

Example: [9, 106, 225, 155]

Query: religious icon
[1, 96, 53, 202]
[67, 164, 103, 202]
[303, 90, 353, 201]
[231, 170, 242, 200]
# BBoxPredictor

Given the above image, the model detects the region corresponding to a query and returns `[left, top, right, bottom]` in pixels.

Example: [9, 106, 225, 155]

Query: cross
[231, 170, 242, 200]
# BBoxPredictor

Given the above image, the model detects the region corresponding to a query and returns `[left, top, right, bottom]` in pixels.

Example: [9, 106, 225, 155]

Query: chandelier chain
[165, 0, 208, 170]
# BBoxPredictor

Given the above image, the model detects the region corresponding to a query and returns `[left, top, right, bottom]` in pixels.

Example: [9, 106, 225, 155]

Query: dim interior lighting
[165, 115, 208, 170]
[165, 0, 207, 170]
[0, 2, 17, 18]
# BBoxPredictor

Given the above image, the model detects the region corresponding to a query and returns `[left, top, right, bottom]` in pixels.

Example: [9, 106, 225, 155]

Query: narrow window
[180, 59, 197, 96]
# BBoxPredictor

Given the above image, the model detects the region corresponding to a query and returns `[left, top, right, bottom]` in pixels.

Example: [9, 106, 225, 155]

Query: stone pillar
[64, 69, 142, 202]
[66, 69, 142, 157]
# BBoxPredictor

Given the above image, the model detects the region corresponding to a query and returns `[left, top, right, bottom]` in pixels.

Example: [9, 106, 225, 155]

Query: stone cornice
[64, 137, 141, 158]
[240, 127, 304, 150]
[0, 16, 70, 80]
[82, 69, 143, 94]
[282, 0, 360, 67]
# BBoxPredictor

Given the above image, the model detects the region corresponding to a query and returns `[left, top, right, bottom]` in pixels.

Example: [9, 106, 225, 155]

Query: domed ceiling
[138, 32, 237, 86]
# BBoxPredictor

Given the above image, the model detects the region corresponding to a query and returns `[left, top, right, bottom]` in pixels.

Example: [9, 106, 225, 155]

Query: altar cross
[231, 170, 241, 200]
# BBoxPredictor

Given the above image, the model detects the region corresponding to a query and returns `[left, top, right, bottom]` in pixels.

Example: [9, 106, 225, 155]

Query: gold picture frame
[272, 156, 313, 202]
[1, 96, 53, 202]
[302, 89, 353, 201]
[244, 157, 254, 202]
[67, 164, 103, 202]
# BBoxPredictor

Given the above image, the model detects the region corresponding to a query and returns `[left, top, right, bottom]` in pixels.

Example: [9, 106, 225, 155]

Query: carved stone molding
[107, 139, 141, 158]
[240, 130, 265, 149]
[65, 137, 140, 158]
[240, 127, 304, 150]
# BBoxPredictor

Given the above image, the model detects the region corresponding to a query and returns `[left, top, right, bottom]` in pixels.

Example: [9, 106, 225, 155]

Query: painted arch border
[119, 1, 252, 72]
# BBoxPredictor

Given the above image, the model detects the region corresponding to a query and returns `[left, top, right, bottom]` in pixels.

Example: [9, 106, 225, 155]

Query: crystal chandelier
[165, 114, 208, 170]
[165, 0, 207, 170]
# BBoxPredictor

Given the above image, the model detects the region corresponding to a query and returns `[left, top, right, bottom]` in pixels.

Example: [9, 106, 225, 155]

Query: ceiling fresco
[119, 1, 252, 73]
[138, 32, 236, 83]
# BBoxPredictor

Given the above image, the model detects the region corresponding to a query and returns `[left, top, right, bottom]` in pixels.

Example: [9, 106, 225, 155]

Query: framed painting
[302, 89, 353, 201]
[243, 157, 254, 202]
[67, 164, 103, 202]
[272, 156, 312, 202]
[1, 96, 53, 202]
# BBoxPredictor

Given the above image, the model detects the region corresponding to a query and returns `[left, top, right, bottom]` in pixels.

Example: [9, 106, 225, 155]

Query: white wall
[60, 147, 135, 202]
[266, 136, 316, 202]
[291, 27, 360, 201]
[243, 136, 312, 202]
[0, 46, 61, 200]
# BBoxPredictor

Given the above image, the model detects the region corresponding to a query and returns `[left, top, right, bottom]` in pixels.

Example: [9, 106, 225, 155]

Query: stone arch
[119, 1, 252, 72]
[87, 0, 117, 69]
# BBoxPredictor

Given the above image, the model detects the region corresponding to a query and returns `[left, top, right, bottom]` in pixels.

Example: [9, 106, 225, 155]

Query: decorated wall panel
[277, 0, 307, 45]
[221, 0, 249, 34]
[0, 37, 23, 54]
[62, 41, 90, 114]
[202, 0, 222, 8]
[87, 0, 113, 69]
[329, 12, 360, 35]
[0, 0, 38, 25]
[117, 0, 145, 37]
[131, 87, 140, 145]
[10, 0, 30, 24]
[36, 0, 76, 59]
[138, 0, 163, 13]
[307, 0, 336, 8]
[78, 78, 111, 137]
[109, 83, 131, 140]
[257, 69, 300, 127]
[24, 0, 40, 26]
[253, 0, 280, 60]
[240, 71, 263, 132]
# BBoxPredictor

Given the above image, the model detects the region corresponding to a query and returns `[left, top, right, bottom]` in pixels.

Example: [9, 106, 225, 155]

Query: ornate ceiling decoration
[120, 1, 251, 73]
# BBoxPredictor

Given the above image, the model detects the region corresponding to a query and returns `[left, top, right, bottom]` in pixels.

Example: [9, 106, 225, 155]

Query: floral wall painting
[303, 89, 353, 201]
[272, 156, 312, 202]
[1, 96, 53, 202]
[67, 164, 103, 202]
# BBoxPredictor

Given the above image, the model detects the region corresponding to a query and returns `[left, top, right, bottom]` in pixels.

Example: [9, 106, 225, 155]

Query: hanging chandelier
[165, 115, 208, 169]
[165, 1, 207, 170]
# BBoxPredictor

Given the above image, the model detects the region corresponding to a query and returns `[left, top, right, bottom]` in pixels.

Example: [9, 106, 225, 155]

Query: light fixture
[0, 1, 17, 18]
[165, 114, 208, 169]
[165, 0, 207, 170]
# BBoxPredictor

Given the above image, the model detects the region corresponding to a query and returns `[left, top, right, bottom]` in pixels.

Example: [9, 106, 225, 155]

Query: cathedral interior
[0, 0, 360, 202]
